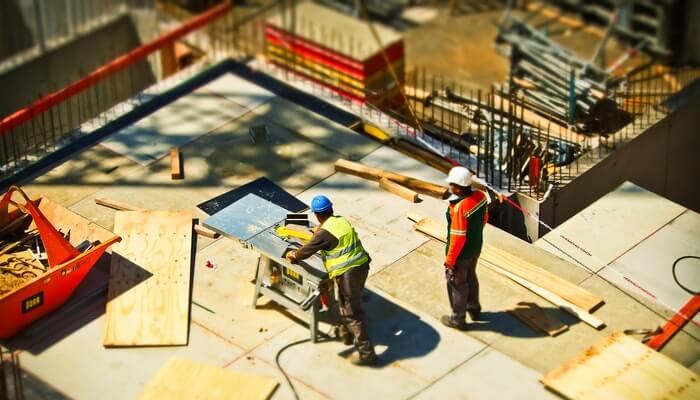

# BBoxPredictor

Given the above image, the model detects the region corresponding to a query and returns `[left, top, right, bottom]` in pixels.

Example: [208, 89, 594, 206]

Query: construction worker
[285, 195, 377, 366]
[441, 166, 489, 331]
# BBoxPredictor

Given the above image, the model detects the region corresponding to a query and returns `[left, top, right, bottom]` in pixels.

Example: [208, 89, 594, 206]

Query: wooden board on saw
[103, 211, 193, 347]
[508, 301, 568, 336]
[139, 357, 278, 400]
[541, 331, 700, 400]
[407, 213, 603, 312]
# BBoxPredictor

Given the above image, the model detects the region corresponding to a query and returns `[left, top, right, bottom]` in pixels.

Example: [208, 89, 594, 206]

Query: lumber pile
[406, 212, 605, 329]
[542, 332, 700, 399]
[335, 159, 448, 200]
[265, 2, 405, 108]
[95, 197, 218, 239]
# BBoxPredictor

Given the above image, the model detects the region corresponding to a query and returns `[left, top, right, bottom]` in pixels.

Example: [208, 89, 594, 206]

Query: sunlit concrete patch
[226, 354, 330, 400]
[599, 209, 700, 324]
[199, 72, 275, 111]
[99, 89, 249, 165]
[413, 348, 557, 400]
[17, 306, 243, 400]
[191, 238, 297, 351]
[251, 97, 379, 161]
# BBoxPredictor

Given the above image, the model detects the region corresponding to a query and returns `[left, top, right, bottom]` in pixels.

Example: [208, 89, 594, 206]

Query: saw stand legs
[251, 255, 323, 343]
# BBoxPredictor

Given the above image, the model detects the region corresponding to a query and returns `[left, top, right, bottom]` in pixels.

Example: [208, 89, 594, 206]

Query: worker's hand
[285, 250, 297, 263]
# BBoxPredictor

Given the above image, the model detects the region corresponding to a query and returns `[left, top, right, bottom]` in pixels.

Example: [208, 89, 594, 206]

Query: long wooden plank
[335, 159, 448, 199]
[408, 213, 603, 312]
[103, 211, 193, 346]
[139, 357, 278, 400]
[94, 197, 219, 239]
[379, 178, 419, 202]
[484, 260, 605, 329]
[542, 332, 700, 400]
[508, 301, 568, 336]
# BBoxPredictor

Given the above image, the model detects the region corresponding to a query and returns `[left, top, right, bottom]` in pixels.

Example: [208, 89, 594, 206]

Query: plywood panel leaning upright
[103, 211, 193, 346]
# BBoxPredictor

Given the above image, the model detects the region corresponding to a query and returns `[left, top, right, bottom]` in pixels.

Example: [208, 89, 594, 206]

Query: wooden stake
[170, 147, 183, 180]
[379, 178, 419, 202]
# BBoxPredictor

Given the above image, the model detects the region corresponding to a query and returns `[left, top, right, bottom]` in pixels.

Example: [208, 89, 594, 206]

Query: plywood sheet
[104, 211, 193, 346]
[542, 332, 700, 400]
[100, 89, 247, 165]
[139, 357, 278, 400]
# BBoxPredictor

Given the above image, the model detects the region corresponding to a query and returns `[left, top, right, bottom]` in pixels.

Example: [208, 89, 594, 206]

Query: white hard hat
[446, 166, 473, 187]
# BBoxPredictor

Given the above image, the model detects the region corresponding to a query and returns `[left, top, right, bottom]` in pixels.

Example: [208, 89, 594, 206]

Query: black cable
[672, 256, 700, 295]
[275, 338, 310, 400]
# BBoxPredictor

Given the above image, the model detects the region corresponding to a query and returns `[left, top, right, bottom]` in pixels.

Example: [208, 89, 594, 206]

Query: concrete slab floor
[370, 235, 699, 375]
[10, 300, 244, 400]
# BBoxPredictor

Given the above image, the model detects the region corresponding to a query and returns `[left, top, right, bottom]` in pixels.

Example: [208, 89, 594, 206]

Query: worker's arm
[445, 203, 468, 268]
[288, 229, 338, 262]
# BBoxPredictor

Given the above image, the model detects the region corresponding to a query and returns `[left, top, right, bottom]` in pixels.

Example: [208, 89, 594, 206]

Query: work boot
[440, 315, 468, 331]
[468, 309, 482, 322]
[350, 352, 377, 366]
[336, 326, 353, 346]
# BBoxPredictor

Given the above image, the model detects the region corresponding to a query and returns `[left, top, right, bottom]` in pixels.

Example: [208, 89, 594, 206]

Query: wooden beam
[170, 147, 183, 180]
[408, 212, 605, 321]
[484, 260, 604, 329]
[379, 178, 419, 202]
[335, 159, 448, 199]
[526, 2, 606, 38]
[393, 139, 453, 174]
[94, 197, 219, 239]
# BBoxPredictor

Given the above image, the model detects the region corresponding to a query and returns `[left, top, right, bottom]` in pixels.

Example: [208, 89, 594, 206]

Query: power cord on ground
[275, 326, 336, 400]
[672, 256, 699, 295]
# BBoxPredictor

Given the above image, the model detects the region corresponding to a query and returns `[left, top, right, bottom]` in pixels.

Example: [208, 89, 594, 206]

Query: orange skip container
[0, 186, 121, 339]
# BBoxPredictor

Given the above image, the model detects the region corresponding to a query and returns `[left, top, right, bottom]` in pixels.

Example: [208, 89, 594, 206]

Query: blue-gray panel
[203, 193, 287, 241]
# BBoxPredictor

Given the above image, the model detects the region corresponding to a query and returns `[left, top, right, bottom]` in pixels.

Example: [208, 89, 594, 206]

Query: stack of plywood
[265, 2, 405, 108]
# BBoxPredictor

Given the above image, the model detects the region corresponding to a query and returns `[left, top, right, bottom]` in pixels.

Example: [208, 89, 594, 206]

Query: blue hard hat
[311, 195, 333, 213]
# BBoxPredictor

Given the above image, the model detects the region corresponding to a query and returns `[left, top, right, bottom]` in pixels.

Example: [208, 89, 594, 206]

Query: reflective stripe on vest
[320, 216, 369, 278]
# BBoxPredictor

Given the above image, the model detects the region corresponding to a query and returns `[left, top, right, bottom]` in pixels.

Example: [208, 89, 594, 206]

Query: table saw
[203, 193, 338, 342]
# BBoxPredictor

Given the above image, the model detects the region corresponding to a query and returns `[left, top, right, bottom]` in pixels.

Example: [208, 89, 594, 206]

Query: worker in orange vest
[441, 167, 489, 330]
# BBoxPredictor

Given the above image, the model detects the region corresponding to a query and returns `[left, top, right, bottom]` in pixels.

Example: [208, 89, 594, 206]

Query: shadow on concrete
[337, 289, 441, 368]
[0, 350, 71, 400]
[466, 306, 579, 338]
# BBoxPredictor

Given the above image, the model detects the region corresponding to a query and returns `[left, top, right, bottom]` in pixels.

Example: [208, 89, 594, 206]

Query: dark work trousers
[335, 262, 375, 358]
[445, 254, 481, 321]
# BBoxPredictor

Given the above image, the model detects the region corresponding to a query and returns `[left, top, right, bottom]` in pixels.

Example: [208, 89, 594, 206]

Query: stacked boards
[265, 2, 405, 108]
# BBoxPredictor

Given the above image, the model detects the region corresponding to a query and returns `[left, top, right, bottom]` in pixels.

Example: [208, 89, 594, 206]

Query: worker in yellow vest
[286, 195, 377, 366]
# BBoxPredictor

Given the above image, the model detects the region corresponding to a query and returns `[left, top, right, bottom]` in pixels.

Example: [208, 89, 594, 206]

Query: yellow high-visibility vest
[320, 216, 369, 278]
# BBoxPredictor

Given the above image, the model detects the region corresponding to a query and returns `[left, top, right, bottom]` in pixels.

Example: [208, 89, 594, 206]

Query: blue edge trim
[0, 58, 359, 192]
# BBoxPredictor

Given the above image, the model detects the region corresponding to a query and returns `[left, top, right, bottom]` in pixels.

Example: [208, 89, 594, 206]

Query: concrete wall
[0, 0, 35, 59]
[539, 93, 700, 235]
[0, 13, 155, 119]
